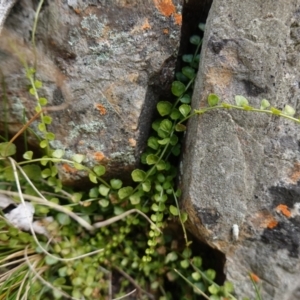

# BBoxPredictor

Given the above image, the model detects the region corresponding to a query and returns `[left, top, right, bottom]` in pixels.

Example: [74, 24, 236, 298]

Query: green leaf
[57, 213, 71, 225]
[171, 81, 186, 97]
[152, 119, 162, 131]
[283, 104, 296, 116]
[89, 187, 99, 198]
[190, 35, 201, 45]
[179, 104, 191, 117]
[170, 135, 178, 146]
[157, 101, 172, 116]
[208, 284, 219, 295]
[0, 142, 16, 157]
[142, 180, 151, 192]
[175, 124, 186, 132]
[171, 144, 181, 156]
[99, 199, 109, 207]
[170, 109, 182, 120]
[156, 160, 166, 171]
[147, 136, 159, 150]
[23, 151, 33, 160]
[38, 123, 46, 132]
[181, 212, 188, 223]
[198, 23, 205, 31]
[118, 186, 134, 199]
[151, 203, 159, 212]
[46, 132, 55, 140]
[45, 256, 59, 265]
[223, 281, 234, 293]
[180, 259, 190, 269]
[73, 162, 84, 170]
[72, 193, 82, 203]
[270, 107, 281, 115]
[192, 272, 201, 281]
[182, 66, 195, 80]
[193, 256, 202, 268]
[110, 179, 123, 189]
[34, 80, 43, 88]
[39, 97, 48, 106]
[180, 94, 191, 104]
[169, 205, 179, 216]
[182, 247, 192, 258]
[41, 168, 51, 178]
[165, 251, 178, 263]
[208, 94, 220, 107]
[260, 99, 270, 110]
[205, 269, 216, 281]
[71, 154, 85, 163]
[99, 184, 110, 196]
[158, 202, 166, 212]
[129, 193, 141, 205]
[182, 54, 193, 63]
[93, 165, 106, 176]
[89, 173, 97, 184]
[157, 138, 170, 145]
[42, 115, 52, 124]
[156, 213, 164, 222]
[154, 193, 168, 202]
[235, 95, 249, 107]
[52, 149, 65, 159]
[40, 156, 49, 166]
[157, 128, 169, 138]
[160, 119, 172, 133]
[29, 88, 35, 95]
[132, 169, 146, 182]
[175, 72, 188, 83]
[146, 154, 159, 165]
[26, 67, 35, 78]
[35, 105, 42, 113]
[175, 189, 181, 197]
[22, 164, 41, 180]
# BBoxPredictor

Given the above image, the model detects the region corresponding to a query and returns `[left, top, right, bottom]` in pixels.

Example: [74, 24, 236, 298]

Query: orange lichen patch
[153, 0, 176, 17]
[276, 204, 291, 218]
[94, 104, 107, 115]
[141, 18, 151, 30]
[128, 138, 136, 147]
[163, 28, 169, 34]
[173, 13, 182, 25]
[94, 151, 106, 162]
[62, 163, 77, 174]
[249, 272, 260, 283]
[73, 8, 81, 14]
[267, 219, 278, 229]
[248, 210, 278, 229]
[288, 162, 300, 184]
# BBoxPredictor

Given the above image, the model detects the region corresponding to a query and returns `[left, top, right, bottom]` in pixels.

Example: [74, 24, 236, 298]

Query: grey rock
[180, 0, 300, 299]
[0, 0, 17, 32]
[0, 0, 182, 183]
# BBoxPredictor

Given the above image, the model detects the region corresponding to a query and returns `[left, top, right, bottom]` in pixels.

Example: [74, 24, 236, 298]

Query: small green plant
[0, 2, 274, 299]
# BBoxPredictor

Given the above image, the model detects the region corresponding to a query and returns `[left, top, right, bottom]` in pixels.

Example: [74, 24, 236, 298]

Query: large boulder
[0, 0, 182, 183]
[180, 0, 300, 299]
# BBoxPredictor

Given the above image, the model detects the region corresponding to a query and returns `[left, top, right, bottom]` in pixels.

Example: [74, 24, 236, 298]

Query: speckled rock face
[180, 0, 300, 299]
[0, 0, 182, 183]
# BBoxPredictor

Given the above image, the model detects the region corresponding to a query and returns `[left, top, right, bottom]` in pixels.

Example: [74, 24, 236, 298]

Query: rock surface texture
[0, 0, 182, 183]
[180, 1, 300, 299]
